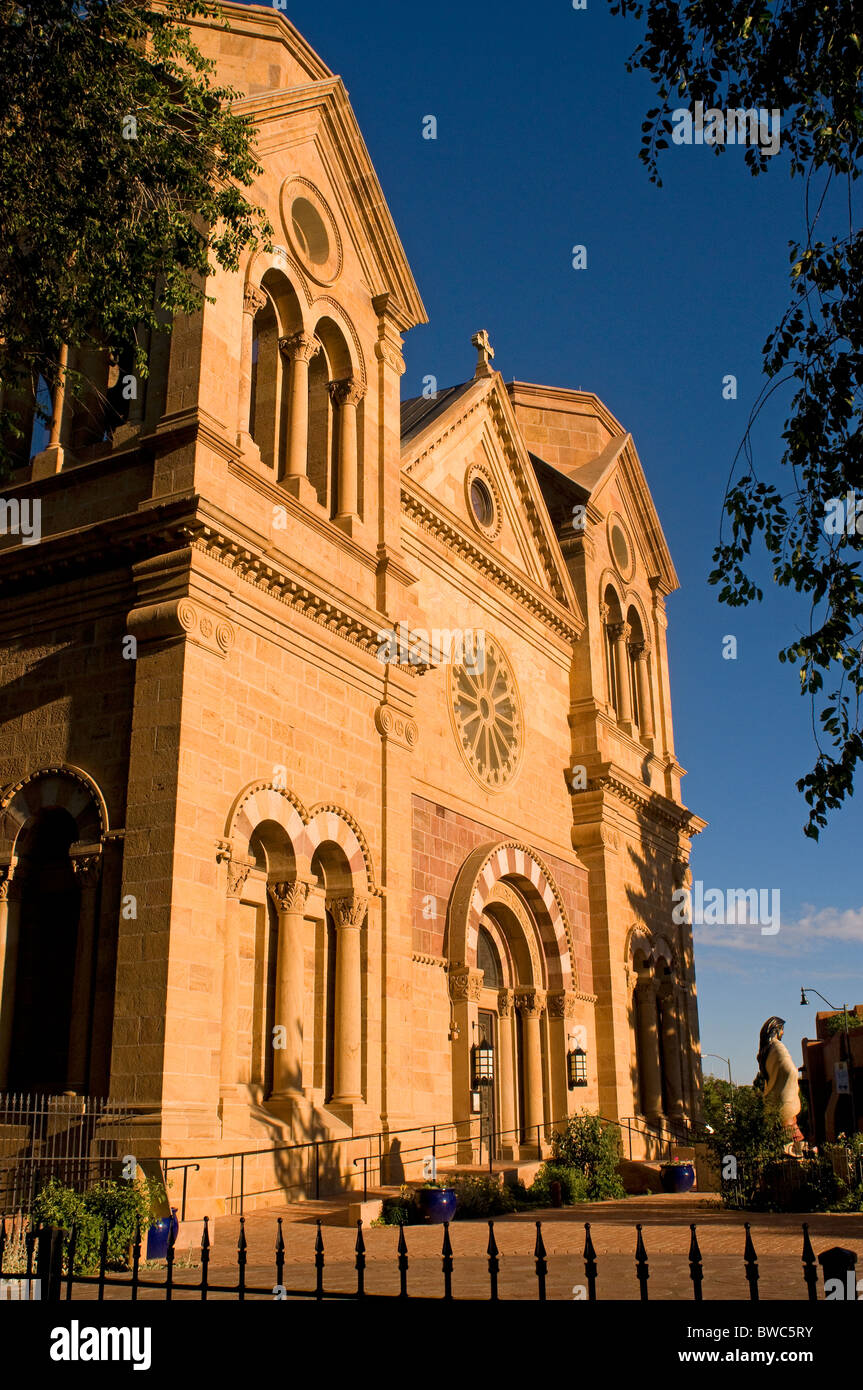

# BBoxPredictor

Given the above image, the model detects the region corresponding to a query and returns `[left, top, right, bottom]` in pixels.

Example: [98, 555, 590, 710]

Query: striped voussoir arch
[0, 765, 108, 848]
[466, 842, 574, 991]
[227, 783, 376, 894]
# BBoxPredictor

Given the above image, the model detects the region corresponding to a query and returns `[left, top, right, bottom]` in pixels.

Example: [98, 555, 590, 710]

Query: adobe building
[801, 1007, 863, 1144]
[0, 5, 705, 1210]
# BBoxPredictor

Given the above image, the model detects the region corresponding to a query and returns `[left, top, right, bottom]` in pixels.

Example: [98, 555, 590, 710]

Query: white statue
[757, 1016, 803, 1154]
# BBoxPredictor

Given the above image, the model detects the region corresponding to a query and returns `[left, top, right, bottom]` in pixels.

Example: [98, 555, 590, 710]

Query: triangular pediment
[401, 375, 584, 637]
[235, 79, 426, 330]
[510, 382, 678, 596]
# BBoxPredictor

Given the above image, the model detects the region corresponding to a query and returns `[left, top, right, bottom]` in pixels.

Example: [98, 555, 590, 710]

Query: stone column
[237, 283, 267, 457]
[609, 622, 634, 726]
[497, 989, 518, 1158]
[635, 977, 664, 1120]
[330, 894, 368, 1108]
[631, 642, 655, 738]
[659, 978, 685, 1118]
[220, 854, 255, 1096]
[31, 343, 70, 479]
[0, 863, 20, 1089]
[517, 989, 547, 1152]
[547, 989, 579, 1125]
[449, 965, 483, 1161]
[279, 330, 319, 502]
[269, 879, 313, 1098]
[66, 853, 103, 1093]
[328, 377, 366, 531]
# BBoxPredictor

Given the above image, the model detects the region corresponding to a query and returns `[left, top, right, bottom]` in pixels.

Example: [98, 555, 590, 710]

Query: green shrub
[550, 1112, 626, 1200]
[529, 1161, 590, 1206]
[450, 1174, 516, 1219]
[31, 1177, 156, 1274]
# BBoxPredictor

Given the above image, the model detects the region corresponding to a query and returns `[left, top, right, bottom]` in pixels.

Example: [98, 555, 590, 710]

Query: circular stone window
[291, 198, 329, 266]
[449, 636, 523, 790]
[465, 463, 502, 541]
[608, 515, 634, 580]
[280, 177, 342, 285]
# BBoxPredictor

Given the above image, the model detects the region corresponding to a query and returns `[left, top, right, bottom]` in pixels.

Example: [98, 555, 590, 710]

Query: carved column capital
[279, 331, 319, 365]
[630, 640, 651, 662]
[547, 989, 578, 1020]
[223, 853, 257, 899]
[331, 895, 368, 930]
[269, 879, 314, 914]
[0, 863, 16, 902]
[328, 377, 366, 409]
[243, 284, 267, 316]
[70, 854, 102, 888]
[497, 988, 515, 1018]
[609, 621, 632, 645]
[448, 966, 483, 1003]
[515, 988, 547, 1019]
[599, 600, 610, 624]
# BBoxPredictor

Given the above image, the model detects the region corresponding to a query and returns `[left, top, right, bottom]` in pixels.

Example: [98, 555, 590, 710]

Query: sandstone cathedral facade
[0, 6, 705, 1209]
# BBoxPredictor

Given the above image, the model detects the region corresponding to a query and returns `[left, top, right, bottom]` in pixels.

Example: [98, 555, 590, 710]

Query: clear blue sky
[245, 1, 863, 1084]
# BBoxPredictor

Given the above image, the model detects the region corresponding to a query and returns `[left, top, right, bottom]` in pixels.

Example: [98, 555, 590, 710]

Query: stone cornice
[401, 484, 581, 645]
[584, 765, 706, 838]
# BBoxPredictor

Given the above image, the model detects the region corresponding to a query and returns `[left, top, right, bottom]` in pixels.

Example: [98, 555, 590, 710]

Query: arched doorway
[6, 808, 82, 1093]
[447, 843, 577, 1164]
[0, 768, 110, 1096]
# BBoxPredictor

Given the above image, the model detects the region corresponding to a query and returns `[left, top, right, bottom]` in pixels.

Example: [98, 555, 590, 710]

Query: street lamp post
[800, 987, 858, 1138]
[703, 1053, 733, 1088]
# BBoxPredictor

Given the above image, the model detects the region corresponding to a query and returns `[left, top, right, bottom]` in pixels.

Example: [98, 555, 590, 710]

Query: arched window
[249, 294, 279, 469]
[602, 586, 622, 713]
[477, 926, 503, 989]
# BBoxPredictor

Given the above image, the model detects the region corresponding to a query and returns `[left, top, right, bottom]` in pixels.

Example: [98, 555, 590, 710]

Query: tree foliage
[0, 0, 271, 473]
[610, 1, 863, 836]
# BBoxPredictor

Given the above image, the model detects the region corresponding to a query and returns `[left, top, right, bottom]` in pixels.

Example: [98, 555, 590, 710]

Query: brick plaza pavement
[96, 1194, 860, 1301]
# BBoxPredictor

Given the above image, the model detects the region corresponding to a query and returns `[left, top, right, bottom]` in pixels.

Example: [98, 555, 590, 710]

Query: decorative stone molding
[374, 337, 406, 376]
[584, 769, 706, 838]
[126, 598, 235, 659]
[411, 951, 447, 969]
[599, 600, 610, 623]
[224, 786, 379, 899]
[448, 966, 483, 1004]
[401, 486, 581, 645]
[331, 895, 369, 930]
[515, 988, 547, 1020]
[547, 989, 578, 1020]
[269, 879, 314, 914]
[374, 703, 419, 750]
[184, 521, 394, 669]
[609, 621, 632, 645]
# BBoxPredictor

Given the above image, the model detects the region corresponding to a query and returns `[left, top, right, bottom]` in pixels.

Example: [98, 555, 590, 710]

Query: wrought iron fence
[0, 1092, 150, 1215]
[1, 1214, 856, 1302]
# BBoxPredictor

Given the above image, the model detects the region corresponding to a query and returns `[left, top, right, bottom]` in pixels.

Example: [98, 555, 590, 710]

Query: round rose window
[449, 636, 523, 789]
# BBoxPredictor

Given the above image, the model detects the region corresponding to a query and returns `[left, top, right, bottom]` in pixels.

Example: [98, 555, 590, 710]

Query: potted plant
[660, 1156, 696, 1194]
[415, 1179, 457, 1224]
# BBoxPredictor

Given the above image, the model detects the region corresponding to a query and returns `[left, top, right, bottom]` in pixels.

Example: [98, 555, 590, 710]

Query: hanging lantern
[471, 1038, 494, 1087]
[567, 1046, 587, 1089]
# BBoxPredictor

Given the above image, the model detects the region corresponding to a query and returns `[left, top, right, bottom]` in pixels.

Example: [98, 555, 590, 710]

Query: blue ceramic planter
[660, 1162, 695, 1194]
[146, 1207, 179, 1259]
[416, 1187, 457, 1224]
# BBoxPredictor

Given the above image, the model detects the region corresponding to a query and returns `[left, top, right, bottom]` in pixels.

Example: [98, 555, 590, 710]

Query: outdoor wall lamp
[567, 1046, 588, 1089]
[471, 1038, 494, 1087]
